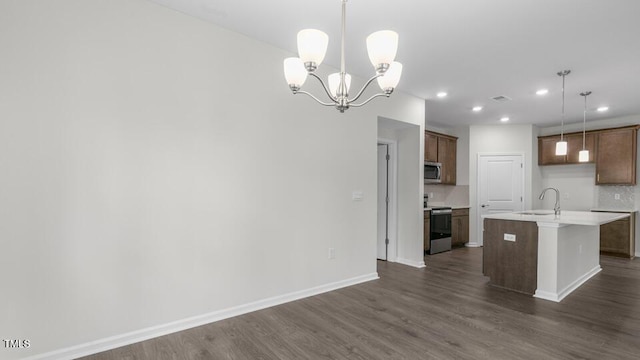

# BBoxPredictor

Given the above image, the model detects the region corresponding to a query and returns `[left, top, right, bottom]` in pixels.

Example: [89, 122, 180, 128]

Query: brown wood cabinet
[424, 210, 431, 252]
[539, 126, 638, 185]
[483, 218, 538, 295]
[538, 132, 596, 165]
[566, 132, 596, 163]
[597, 212, 635, 258]
[425, 131, 457, 185]
[451, 208, 469, 247]
[596, 127, 637, 185]
[425, 132, 438, 163]
[539, 135, 567, 165]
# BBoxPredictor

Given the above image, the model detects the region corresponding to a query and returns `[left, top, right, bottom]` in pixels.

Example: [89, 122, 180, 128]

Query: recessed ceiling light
[436, 92, 447, 98]
[536, 89, 549, 95]
[472, 106, 483, 112]
[597, 106, 609, 112]
[500, 117, 510, 122]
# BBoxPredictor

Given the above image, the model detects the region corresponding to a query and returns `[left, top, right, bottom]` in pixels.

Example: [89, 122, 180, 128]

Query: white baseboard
[534, 265, 601, 302]
[395, 257, 426, 268]
[22, 273, 379, 360]
[465, 242, 482, 248]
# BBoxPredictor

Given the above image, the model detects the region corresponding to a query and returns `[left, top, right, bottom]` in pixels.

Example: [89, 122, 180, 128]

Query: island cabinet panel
[423, 211, 431, 252]
[483, 219, 538, 295]
[451, 208, 469, 247]
[596, 127, 637, 185]
[599, 213, 635, 258]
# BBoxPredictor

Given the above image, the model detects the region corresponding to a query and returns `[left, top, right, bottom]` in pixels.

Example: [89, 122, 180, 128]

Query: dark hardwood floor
[82, 248, 640, 360]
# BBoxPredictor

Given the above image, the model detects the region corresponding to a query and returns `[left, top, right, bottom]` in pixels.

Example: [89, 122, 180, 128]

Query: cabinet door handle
[597, 173, 600, 182]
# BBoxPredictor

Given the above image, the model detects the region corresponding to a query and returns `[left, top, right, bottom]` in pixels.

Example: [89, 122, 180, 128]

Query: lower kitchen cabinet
[598, 212, 636, 258]
[451, 208, 469, 247]
[424, 210, 430, 252]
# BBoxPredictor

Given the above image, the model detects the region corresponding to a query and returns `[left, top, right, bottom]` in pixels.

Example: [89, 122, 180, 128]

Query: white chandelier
[283, 0, 403, 113]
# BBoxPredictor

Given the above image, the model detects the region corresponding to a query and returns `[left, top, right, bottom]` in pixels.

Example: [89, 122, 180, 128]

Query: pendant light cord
[583, 95, 587, 149]
[561, 73, 566, 141]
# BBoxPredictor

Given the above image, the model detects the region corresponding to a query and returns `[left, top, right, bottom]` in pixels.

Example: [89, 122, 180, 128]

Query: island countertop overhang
[482, 210, 629, 226]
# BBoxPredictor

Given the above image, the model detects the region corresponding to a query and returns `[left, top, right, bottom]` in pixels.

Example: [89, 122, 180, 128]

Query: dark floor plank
[80, 248, 640, 360]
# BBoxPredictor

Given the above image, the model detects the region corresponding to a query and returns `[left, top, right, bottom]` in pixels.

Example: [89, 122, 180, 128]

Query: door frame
[377, 138, 398, 262]
[474, 153, 525, 247]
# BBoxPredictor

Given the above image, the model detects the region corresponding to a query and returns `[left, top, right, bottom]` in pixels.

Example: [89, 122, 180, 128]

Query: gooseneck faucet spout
[539, 187, 561, 216]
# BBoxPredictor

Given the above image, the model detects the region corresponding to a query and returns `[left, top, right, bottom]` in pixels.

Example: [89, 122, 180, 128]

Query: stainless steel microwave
[424, 161, 442, 184]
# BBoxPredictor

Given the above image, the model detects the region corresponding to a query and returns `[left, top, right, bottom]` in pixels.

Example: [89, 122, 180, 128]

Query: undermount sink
[519, 211, 554, 216]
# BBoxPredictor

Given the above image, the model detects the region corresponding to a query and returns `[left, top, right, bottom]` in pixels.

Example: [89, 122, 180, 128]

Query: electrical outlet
[352, 191, 363, 201]
[579, 244, 583, 254]
[328, 248, 335, 259]
[615, 193, 621, 200]
[503, 233, 516, 242]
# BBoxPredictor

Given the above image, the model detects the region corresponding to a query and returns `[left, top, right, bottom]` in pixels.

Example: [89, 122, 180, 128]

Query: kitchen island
[482, 210, 629, 302]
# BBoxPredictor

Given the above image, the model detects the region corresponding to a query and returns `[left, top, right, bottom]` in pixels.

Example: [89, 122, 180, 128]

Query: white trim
[22, 273, 379, 360]
[377, 138, 399, 262]
[395, 257, 426, 268]
[534, 265, 601, 302]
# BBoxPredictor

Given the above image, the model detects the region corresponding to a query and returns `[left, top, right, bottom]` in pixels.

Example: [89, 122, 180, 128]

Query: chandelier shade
[283, 57, 308, 89]
[283, 0, 402, 113]
[377, 61, 403, 91]
[329, 72, 352, 97]
[297, 29, 329, 69]
[366, 30, 399, 71]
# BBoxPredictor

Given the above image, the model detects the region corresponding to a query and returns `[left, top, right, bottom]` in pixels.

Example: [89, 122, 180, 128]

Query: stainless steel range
[429, 207, 452, 254]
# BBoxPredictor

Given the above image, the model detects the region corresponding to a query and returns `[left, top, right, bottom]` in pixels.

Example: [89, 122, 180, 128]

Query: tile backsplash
[597, 186, 636, 210]
[425, 185, 469, 207]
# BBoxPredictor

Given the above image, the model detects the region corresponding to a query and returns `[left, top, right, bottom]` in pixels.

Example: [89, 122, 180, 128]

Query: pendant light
[555, 70, 571, 156]
[578, 91, 592, 162]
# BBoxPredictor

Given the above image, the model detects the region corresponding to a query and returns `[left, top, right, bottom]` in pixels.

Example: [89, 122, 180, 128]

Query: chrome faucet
[539, 187, 561, 216]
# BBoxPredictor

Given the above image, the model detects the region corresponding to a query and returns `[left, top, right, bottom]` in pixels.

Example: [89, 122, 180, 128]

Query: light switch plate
[504, 233, 516, 242]
[352, 191, 363, 201]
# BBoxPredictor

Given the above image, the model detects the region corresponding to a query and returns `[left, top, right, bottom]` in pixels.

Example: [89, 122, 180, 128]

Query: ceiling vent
[491, 95, 512, 102]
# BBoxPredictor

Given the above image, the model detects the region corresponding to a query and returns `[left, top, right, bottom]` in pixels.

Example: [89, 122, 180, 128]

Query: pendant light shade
[555, 141, 568, 156]
[578, 150, 589, 162]
[555, 70, 571, 156]
[579, 91, 592, 163]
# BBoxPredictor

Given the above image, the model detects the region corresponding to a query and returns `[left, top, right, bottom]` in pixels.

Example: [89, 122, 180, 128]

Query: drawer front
[452, 208, 469, 217]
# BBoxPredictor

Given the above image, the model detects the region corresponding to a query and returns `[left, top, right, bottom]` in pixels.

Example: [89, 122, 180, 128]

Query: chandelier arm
[308, 72, 338, 102]
[350, 92, 389, 108]
[348, 73, 384, 103]
[295, 91, 337, 106]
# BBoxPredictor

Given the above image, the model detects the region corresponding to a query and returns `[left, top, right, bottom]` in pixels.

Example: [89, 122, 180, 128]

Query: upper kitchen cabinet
[596, 126, 638, 185]
[566, 132, 596, 163]
[538, 135, 567, 165]
[425, 131, 457, 185]
[538, 132, 596, 165]
[425, 132, 438, 162]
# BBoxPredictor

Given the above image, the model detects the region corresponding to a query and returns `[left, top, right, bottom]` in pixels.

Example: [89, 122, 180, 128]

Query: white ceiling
[149, 0, 640, 128]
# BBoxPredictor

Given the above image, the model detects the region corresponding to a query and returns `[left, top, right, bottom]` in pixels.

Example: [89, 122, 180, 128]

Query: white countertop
[424, 205, 469, 211]
[482, 210, 629, 226]
[590, 208, 638, 213]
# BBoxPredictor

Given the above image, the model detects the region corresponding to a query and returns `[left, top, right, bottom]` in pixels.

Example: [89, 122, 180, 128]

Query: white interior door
[377, 144, 388, 260]
[477, 154, 525, 246]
